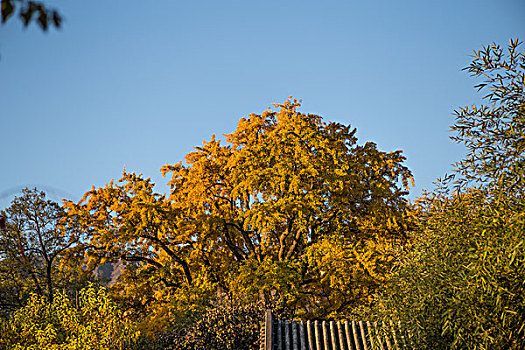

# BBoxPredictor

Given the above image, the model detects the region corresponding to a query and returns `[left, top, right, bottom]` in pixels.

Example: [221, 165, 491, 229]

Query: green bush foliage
[0, 284, 140, 350]
[372, 38, 525, 349]
[374, 190, 524, 349]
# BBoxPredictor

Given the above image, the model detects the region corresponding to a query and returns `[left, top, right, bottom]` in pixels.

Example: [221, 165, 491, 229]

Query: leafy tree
[1, 0, 61, 31]
[372, 39, 525, 349]
[0, 283, 140, 350]
[0, 188, 77, 315]
[161, 98, 414, 318]
[64, 98, 414, 330]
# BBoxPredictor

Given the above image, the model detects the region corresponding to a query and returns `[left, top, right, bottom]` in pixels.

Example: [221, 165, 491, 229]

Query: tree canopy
[63, 98, 414, 327]
[450, 38, 524, 195]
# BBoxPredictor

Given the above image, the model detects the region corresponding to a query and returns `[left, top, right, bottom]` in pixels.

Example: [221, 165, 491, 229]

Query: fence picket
[307, 321, 315, 350]
[323, 321, 330, 350]
[329, 322, 336, 350]
[315, 321, 322, 350]
[382, 322, 392, 350]
[337, 321, 345, 350]
[277, 319, 282, 350]
[299, 321, 306, 350]
[360, 321, 369, 350]
[351, 321, 362, 350]
[285, 321, 290, 350]
[344, 321, 354, 350]
[372, 322, 384, 350]
[262, 312, 404, 350]
[292, 321, 298, 350]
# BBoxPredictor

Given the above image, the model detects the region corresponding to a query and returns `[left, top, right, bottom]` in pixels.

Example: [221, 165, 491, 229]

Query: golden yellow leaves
[61, 98, 415, 324]
[155, 98, 414, 315]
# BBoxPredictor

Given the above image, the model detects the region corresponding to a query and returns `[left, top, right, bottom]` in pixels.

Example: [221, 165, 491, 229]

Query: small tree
[0, 188, 77, 314]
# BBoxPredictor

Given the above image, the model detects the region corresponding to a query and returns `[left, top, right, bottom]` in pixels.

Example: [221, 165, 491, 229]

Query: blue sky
[0, 0, 523, 207]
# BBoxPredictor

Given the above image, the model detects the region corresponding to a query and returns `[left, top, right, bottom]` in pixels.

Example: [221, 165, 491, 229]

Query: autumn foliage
[59, 98, 414, 333]
[2, 39, 521, 350]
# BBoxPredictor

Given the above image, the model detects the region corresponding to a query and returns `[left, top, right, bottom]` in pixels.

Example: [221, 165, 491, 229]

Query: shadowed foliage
[1, 0, 61, 31]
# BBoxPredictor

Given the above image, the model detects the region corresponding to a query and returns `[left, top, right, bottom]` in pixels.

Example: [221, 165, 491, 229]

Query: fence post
[265, 309, 273, 350]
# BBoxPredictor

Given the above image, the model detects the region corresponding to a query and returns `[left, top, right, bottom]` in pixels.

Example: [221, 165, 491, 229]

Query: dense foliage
[374, 190, 524, 349]
[154, 298, 264, 350]
[372, 38, 525, 349]
[0, 284, 140, 350]
[62, 98, 414, 331]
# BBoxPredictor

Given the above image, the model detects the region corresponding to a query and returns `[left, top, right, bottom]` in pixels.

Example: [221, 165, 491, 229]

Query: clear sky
[0, 0, 523, 207]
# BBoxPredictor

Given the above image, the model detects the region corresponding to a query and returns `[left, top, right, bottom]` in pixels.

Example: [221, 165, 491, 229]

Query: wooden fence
[260, 310, 410, 350]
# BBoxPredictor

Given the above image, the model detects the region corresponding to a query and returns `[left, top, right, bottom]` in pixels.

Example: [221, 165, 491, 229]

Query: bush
[152, 297, 264, 350]
[373, 190, 525, 349]
[370, 38, 525, 350]
[0, 284, 140, 350]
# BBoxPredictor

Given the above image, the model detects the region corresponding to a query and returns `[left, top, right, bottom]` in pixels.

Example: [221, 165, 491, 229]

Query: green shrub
[373, 190, 525, 349]
[0, 284, 140, 350]
[371, 38, 525, 350]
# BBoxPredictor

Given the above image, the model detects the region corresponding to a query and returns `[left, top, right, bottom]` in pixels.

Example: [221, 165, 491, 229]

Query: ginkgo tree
[64, 98, 414, 327]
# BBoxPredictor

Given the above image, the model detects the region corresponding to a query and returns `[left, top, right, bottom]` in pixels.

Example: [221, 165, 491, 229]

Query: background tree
[62, 172, 199, 332]
[0, 284, 140, 350]
[0, 188, 76, 315]
[372, 39, 525, 349]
